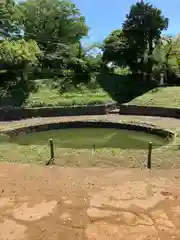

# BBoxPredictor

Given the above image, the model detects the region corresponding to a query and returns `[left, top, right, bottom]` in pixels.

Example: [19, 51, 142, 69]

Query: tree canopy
[0, 0, 21, 38]
[1, 0, 180, 106]
[0, 39, 41, 68]
[18, 0, 88, 52]
[103, 1, 169, 76]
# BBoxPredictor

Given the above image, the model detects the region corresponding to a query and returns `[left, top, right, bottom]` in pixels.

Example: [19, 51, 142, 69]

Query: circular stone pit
[0, 118, 175, 168]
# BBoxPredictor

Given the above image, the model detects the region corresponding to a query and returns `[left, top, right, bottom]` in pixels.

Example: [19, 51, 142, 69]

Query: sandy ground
[0, 163, 180, 239]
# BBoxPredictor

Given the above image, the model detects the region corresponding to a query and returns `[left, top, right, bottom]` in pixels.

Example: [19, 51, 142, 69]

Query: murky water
[7, 128, 168, 150]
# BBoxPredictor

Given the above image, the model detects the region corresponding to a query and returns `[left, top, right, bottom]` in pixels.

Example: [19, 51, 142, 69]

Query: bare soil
[0, 163, 180, 239]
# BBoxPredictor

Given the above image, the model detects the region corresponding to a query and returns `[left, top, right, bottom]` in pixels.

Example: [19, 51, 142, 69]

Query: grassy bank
[25, 81, 112, 107]
[128, 87, 180, 108]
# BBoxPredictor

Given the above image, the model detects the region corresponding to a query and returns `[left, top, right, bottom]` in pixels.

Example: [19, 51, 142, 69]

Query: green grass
[128, 87, 180, 108]
[25, 81, 112, 107]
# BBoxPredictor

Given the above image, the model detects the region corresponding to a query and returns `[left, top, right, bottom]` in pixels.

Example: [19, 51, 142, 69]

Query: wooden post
[46, 139, 55, 165]
[93, 144, 95, 151]
[147, 142, 152, 169]
[49, 138, 54, 159]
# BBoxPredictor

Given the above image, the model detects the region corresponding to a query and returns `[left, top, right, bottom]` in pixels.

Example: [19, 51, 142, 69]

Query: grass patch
[0, 137, 177, 168]
[25, 81, 112, 107]
[128, 87, 180, 108]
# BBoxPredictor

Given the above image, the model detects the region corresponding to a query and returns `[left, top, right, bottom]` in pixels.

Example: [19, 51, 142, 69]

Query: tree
[75, 42, 103, 76]
[103, 1, 169, 76]
[0, 39, 41, 106]
[153, 35, 180, 84]
[54, 43, 102, 89]
[18, 0, 89, 85]
[123, 0, 168, 75]
[0, 39, 41, 67]
[0, 0, 21, 39]
[102, 29, 142, 73]
[18, 0, 88, 53]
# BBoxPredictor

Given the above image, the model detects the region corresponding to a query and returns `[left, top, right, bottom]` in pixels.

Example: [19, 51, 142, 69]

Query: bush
[98, 66, 157, 104]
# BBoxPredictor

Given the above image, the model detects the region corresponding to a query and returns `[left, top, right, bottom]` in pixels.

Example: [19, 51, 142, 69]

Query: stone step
[108, 108, 119, 114]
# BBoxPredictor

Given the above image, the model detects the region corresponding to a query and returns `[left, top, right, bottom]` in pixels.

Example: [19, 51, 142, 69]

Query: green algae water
[8, 128, 168, 150]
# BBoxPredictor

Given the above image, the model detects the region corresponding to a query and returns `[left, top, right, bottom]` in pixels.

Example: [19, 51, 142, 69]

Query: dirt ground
[1, 163, 180, 239]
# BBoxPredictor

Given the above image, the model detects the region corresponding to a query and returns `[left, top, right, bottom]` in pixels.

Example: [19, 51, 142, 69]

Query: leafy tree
[0, 39, 41, 67]
[75, 43, 103, 84]
[55, 43, 102, 89]
[0, 0, 21, 39]
[123, 0, 168, 75]
[153, 35, 180, 84]
[76, 42, 103, 76]
[18, 0, 89, 85]
[103, 29, 142, 73]
[103, 1, 168, 77]
[0, 39, 41, 106]
[18, 0, 88, 52]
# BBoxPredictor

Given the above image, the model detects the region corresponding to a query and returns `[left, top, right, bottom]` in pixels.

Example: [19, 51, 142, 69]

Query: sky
[72, 0, 180, 44]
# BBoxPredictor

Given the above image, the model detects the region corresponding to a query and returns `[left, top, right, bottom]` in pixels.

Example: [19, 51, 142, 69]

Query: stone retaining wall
[120, 105, 180, 118]
[2, 120, 174, 140]
[0, 103, 116, 121]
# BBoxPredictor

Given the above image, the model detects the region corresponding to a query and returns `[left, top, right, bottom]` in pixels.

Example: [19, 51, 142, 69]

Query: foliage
[0, 0, 21, 38]
[114, 67, 130, 75]
[123, 1, 168, 74]
[98, 64, 156, 104]
[18, 0, 88, 51]
[17, 0, 90, 87]
[103, 30, 129, 66]
[99, 1, 172, 104]
[153, 35, 180, 84]
[0, 39, 41, 67]
[103, 29, 137, 71]
[47, 43, 103, 90]
[64, 43, 103, 85]
[0, 0, 97, 102]
[1, 0, 180, 107]
[103, 1, 168, 76]
[0, 39, 41, 105]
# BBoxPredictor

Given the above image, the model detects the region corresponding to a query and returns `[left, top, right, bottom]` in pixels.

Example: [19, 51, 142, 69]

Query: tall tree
[18, 0, 88, 83]
[123, 0, 168, 75]
[18, 0, 88, 53]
